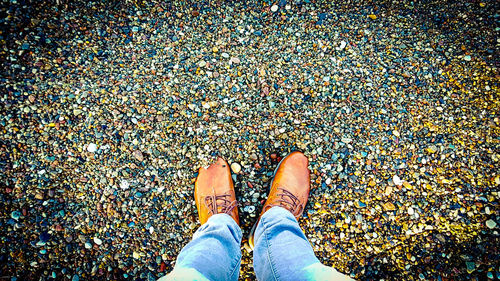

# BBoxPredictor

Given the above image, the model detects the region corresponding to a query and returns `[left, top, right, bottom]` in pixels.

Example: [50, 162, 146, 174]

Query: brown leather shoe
[248, 151, 310, 249]
[194, 158, 239, 225]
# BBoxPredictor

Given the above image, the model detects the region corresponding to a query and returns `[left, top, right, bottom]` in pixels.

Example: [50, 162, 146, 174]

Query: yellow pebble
[403, 181, 412, 189]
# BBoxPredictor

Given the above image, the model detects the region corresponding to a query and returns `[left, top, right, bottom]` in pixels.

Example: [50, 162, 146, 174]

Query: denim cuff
[260, 206, 297, 223]
[204, 213, 242, 241]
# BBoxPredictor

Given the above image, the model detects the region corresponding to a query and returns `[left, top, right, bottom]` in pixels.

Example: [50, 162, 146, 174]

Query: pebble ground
[1, 0, 499, 280]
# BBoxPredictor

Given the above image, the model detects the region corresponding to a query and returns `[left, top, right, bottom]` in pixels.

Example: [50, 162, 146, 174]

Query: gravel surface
[1, 0, 498, 280]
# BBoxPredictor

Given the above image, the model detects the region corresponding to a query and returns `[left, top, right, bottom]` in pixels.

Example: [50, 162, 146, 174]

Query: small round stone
[231, 163, 241, 174]
[485, 219, 496, 229]
[93, 237, 103, 245]
[87, 143, 97, 153]
[393, 175, 403, 186]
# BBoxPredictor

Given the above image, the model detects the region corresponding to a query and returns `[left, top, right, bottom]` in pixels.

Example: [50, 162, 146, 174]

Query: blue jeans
[159, 207, 354, 281]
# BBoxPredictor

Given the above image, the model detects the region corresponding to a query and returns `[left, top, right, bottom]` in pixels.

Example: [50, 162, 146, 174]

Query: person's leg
[160, 158, 241, 281]
[253, 206, 354, 281]
[249, 152, 354, 280]
[159, 213, 242, 281]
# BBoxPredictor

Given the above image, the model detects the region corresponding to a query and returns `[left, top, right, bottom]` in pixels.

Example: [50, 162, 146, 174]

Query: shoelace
[204, 193, 238, 216]
[266, 187, 303, 217]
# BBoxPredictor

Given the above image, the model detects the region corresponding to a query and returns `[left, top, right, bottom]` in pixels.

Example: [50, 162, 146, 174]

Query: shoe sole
[247, 151, 294, 250]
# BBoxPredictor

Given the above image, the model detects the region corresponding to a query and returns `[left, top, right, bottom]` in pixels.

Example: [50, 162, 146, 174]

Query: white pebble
[87, 143, 97, 153]
[247, 206, 255, 213]
[271, 4, 279, 12]
[93, 237, 103, 245]
[120, 179, 130, 190]
[393, 175, 403, 186]
[231, 57, 241, 64]
[339, 40, 347, 50]
[486, 219, 496, 229]
[231, 162, 241, 173]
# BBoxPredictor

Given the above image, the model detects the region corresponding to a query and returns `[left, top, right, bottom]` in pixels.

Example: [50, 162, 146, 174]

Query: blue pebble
[39, 232, 51, 243]
[331, 153, 339, 161]
[11, 211, 21, 220]
[357, 200, 367, 208]
[466, 261, 475, 272]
